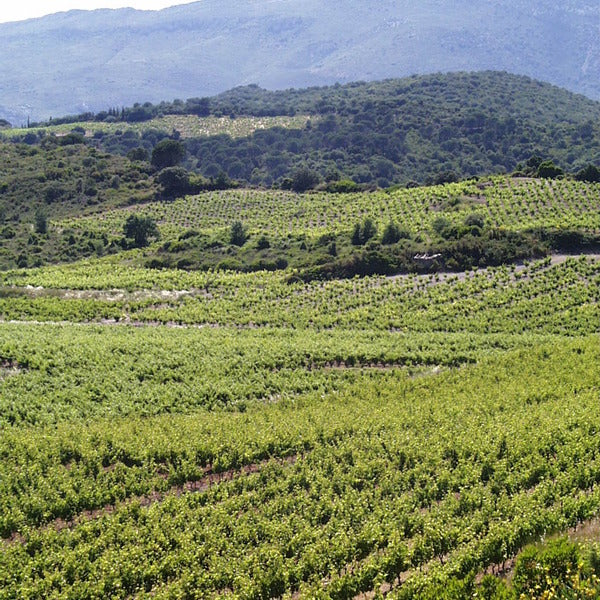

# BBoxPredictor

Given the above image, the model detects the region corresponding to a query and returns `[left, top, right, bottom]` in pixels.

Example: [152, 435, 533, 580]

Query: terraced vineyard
[0, 173, 599, 598]
[1, 255, 598, 334]
[3, 114, 313, 141]
[54, 177, 600, 240]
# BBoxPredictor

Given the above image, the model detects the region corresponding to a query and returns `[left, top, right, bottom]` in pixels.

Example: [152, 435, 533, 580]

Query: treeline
[21, 71, 600, 187]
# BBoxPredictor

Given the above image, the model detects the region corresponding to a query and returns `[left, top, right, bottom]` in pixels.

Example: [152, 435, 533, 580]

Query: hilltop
[0, 0, 598, 123]
[7, 72, 600, 188]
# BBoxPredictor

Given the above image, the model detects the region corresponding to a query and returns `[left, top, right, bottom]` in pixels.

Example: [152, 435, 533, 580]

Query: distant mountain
[0, 0, 598, 124]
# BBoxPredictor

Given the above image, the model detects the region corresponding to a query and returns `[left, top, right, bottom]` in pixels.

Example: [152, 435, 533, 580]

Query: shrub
[575, 164, 600, 183]
[536, 160, 563, 179]
[256, 235, 270, 250]
[382, 221, 410, 244]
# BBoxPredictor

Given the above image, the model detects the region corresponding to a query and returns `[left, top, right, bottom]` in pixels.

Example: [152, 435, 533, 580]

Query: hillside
[1, 103, 600, 599]
[2, 126, 599, 274]
[0, 0, 598, 124]
[1, 234, 599, 598]
[2, 4, 600, 597]
[0, 139, 159, 269]
[7, 72, 600, 188]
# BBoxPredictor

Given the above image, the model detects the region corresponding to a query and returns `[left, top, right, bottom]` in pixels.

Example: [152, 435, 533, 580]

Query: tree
[123, 215, 159, 248]
[230, 221, 248, 246]
[256, 235, 270, 250]
[151, 139, 186, 170]
[34, 210, 47, 234]
[124, 105, 153, 123]
[433, 170, 458, 185]
[291, 168, 320, 192]
[575, 164, 600, 183]
[351, 218, 377, 246]
[432, 216, 452, 238]
[187, 97, 210, 117]
[127, 147, 149, 162]
[536, 160, 563, 179]
[382, 221, 409, 244]
[157, 167, 193, 198]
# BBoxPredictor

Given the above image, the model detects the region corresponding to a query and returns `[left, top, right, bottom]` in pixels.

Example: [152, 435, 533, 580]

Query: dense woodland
[14, 72, 600, 188]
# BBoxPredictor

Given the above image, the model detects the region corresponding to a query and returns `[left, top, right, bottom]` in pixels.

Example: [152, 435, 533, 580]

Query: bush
[382, 221, 410, 244]
[44, 184, 68, 204]
[326, 179, 360, 193]
[432, 216, 456, 239]
[256, 235, 270, 250]
[464, 213, 485, 229]
[536, 160, 563, 179]
[513, 538, 579, 596]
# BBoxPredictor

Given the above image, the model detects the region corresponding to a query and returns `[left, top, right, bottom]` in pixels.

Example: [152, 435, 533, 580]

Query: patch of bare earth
[2, 286, 204, 302]
[0, 358, 24, 380]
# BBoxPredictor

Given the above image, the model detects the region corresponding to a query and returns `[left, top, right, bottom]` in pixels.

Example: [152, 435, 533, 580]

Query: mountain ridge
[0, 0, 598, 124]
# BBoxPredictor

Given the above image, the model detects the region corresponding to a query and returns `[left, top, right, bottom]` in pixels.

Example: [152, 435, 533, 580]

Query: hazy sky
[0, 1, 198, 24]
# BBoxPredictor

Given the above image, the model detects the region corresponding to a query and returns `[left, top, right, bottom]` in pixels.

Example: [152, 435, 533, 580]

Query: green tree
[291, 168, 320, 193]
[351, 218, 377, 246]
[34, 210, 48, 234]
[230, 221, 248, 246]
[575, 164, 600, 183]
[537, 160, 563, 179]
[381, 221, 409, 244]
[256, 235, 270, 250]
[157, 167, 193, 198]
[127, 147, 149, 162]
[123, 215, 159, 248]
[151, 139, 186, 170]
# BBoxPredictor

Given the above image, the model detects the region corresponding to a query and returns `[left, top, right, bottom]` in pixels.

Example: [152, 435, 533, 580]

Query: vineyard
[3, 114, 313, 141]
[53, 177, 600, 239]
[0, 173, 599, 598]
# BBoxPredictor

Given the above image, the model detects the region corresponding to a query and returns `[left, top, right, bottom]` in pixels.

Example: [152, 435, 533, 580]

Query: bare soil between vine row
[4, 454, 299, 546]
[2, 253, 598, 303]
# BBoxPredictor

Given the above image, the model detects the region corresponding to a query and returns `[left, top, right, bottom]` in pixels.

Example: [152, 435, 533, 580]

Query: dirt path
[386, 253, 600, 285]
